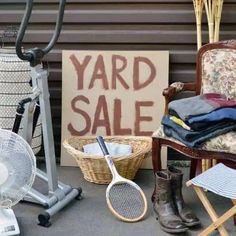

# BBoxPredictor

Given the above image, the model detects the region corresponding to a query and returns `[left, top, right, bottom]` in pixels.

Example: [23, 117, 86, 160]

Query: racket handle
[96, 136, 109, 155]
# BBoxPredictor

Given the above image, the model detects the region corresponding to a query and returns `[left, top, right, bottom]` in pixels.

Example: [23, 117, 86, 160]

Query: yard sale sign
[61, 51, 168, 168]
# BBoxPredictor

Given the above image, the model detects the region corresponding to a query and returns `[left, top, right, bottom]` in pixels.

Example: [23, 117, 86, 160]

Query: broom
[192, 0, 224, 171]
[212, 0, 224, 166]
[204, 0, 215, 171]
[193, 0, 208, 172]
[203, 0, 224, 169]
[213, 0, 224, 166]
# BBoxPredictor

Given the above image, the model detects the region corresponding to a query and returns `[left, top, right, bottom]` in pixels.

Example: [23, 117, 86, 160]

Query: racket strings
[108, 183, 145, 220]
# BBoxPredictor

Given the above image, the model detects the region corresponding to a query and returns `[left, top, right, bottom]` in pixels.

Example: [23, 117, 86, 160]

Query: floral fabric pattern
[201, 49, 236, 99]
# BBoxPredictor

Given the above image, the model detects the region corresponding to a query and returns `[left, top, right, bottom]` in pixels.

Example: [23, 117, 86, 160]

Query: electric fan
[0, 129, 36, 236]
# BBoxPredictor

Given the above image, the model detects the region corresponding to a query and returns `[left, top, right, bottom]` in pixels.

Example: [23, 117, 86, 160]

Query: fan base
[0, 209, 20, 236]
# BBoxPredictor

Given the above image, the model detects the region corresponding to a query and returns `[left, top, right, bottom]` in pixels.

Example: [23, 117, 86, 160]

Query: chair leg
[232, 200, 236, 226]
[152, 138, 162, 173]
[190, 159, 198, 179]
[190, 159, 203, 179]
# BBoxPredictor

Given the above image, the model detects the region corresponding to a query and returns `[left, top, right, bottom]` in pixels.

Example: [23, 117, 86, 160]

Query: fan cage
[0, 129, 36, 208]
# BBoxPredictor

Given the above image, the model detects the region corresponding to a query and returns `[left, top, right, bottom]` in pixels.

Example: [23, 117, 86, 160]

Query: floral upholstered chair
[152, 40, 236, 179]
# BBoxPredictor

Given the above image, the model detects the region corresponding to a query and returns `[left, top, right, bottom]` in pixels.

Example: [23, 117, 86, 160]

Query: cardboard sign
[61, 51, 169, 168]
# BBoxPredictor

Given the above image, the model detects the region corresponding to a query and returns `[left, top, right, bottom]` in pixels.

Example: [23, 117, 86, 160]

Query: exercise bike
[13, 0, 82, 227]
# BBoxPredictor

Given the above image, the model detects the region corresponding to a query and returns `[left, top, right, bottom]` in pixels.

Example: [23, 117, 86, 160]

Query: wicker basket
[63, 136, 151, 184]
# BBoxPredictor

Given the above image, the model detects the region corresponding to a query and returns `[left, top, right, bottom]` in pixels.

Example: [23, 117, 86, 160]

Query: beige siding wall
[0, 0, 235, 158]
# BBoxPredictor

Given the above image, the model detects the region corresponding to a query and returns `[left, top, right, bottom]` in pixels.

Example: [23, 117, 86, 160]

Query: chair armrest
[163, 82, 196, 114]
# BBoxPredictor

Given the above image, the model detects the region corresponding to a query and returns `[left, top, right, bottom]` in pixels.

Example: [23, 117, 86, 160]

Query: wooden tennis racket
[96, 136, 148, 222]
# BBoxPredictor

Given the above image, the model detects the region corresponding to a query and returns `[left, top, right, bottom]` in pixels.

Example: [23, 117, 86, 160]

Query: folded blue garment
[186, 107, 236, 130]
[162, 115, 236, 147]
[83, 142, 132, 156]
[186, 121, 222, 131]
[169, 93, 236, 121]
[187, 107, 236, 124]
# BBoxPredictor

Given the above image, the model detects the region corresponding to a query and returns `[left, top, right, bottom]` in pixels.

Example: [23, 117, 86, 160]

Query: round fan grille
[0, 129, 36, 208]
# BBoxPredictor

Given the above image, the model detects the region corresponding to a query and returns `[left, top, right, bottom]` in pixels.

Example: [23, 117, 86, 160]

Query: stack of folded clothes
[162, 93, 236, 148]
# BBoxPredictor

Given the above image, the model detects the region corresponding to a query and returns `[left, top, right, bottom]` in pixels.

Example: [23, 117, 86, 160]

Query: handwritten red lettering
[89, 55, 109, 90]
[69, 54, 91, 90]
[92, 95, 111, 135]
[135, 101, 153, 136]
[133, 57, 156, 90]
[68, 95, 91, 135]
[113, 98, 132, 135]
[112, 55, 129, 90]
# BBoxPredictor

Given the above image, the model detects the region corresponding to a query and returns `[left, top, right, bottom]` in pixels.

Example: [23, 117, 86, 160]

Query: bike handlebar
[16, 0, 66, 65]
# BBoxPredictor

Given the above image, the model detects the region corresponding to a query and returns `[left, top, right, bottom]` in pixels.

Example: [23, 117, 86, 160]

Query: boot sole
[153, 208, 188, 234]
[183, 220, 201, 227]
[159, 224, 188, 234]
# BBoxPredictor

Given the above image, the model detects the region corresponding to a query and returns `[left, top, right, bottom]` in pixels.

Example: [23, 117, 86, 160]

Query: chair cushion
[153, 126, 236, 154]
[201, 48, 236, 99]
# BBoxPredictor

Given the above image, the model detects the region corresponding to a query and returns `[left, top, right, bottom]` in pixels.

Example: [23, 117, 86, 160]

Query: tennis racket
[96, 136, 148, 222]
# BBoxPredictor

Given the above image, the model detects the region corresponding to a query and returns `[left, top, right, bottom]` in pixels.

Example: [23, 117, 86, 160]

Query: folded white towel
[83, 142, 132, 156]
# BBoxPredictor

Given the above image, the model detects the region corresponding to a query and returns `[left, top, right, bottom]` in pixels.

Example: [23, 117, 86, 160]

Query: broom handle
[197, 22, 202, 50]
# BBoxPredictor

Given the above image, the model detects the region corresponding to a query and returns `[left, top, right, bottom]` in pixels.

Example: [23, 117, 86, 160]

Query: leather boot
[153, 171, 188, 233]
[168, 166, 200, 227]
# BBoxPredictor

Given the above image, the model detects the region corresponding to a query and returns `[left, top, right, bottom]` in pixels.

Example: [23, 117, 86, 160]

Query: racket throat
[104, 155, 119, 177]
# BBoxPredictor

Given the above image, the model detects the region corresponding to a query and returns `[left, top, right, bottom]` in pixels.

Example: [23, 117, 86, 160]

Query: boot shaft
[154, 171, 173, 204]
[168, 166, 183, 200]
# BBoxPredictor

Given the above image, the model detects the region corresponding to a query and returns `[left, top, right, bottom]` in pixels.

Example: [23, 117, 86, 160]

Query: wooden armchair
[152, 40, 236, 179]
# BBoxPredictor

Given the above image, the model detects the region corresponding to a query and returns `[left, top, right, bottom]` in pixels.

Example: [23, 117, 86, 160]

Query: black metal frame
[16, 0, 66, 66]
